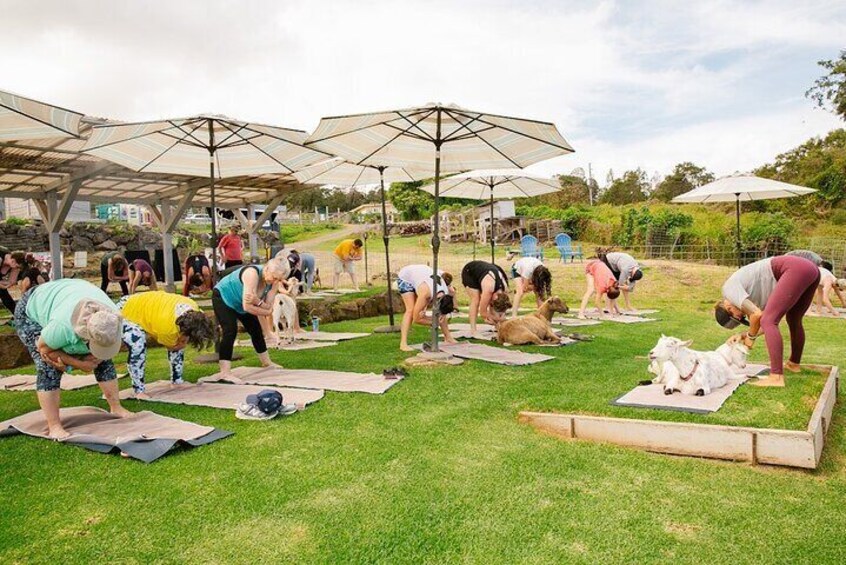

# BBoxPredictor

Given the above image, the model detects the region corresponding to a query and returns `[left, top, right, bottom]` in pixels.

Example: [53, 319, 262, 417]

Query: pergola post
[148, 185, 200, 293]
[247, 204, 259, 261]
[33, 179, 83, 280]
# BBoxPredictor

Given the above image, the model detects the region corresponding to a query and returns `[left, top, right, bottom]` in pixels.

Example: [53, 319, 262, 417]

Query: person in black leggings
[211, 259, 290, 379]
[100, 252, 129, 296]
[461, 260, 512, 335]
[0, 251, 25, 314]
[183, 254, 212, 296]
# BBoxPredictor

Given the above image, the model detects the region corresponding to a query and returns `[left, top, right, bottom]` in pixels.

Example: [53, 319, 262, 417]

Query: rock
[97, 240, 118, 251]
[72, 236, 94, 250]
[89, 230, 110, 245]
[59, 227, 70, 238]
[18, 226, 39, 238]
[0, 333, 34, 370]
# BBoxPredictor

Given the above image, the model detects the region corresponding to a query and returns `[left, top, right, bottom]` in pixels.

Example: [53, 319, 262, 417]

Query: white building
[3, 198, 92, 222]
[350, 202, 399, 223]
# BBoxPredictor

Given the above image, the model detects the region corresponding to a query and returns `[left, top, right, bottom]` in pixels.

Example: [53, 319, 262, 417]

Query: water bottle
[65, 366, 73, 374]
[311, 316, 320, 333]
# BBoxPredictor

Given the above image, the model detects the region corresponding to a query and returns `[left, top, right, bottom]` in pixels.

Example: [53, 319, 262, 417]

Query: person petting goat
[461, 260, 511, 336]
[715, 255, 819, 388]
[510, 257, 552, 318]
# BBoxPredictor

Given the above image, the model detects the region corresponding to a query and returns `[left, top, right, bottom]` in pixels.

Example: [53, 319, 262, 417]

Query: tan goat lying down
[496, 297, 569, 345]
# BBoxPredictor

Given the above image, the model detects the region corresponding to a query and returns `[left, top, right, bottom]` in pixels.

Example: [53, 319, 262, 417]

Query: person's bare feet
[750, 374, 786, 387]
[400, 344, 415, 352]
[110, 406, 134, 418]
[444, 338, 458, 345]
[785, 361, 801, 373]
[217, 373, 243, 384]
[48, 427, 71, 441]
[262, 362, 282, 370]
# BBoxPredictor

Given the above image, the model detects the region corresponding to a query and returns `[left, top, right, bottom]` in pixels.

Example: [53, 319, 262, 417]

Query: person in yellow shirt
[333, 238, 363, 291]
[117, 291, 216, 398]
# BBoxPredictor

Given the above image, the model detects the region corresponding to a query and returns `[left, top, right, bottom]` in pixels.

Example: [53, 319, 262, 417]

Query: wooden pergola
[0, 117, 311, 287]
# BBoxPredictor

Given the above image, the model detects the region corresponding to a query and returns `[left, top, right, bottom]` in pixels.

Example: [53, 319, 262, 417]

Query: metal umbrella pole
[208, 118, 219, 282]
[430, 110, 443, 353]
[374, 166, 400, 333]
[489, 190, 495, 263]
[735, 193, 741, 269]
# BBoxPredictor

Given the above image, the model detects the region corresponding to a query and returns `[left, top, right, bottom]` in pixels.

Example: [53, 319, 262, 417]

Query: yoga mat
[551, 317, 602, 327]
[805, 311, 845, 319]
[119, 380, 324, 410]
[581, 312, 656, 323]
[449, 323, 496, 333]
[450, 330, 497, 341]
[236, 339, 338, 351]
[0, 373, 126, 392]
[621, 309, 659, 315]
[201, 365, 401, 395]
[411, 342, 555, 366]
[736, 363, 769, 377]
[294, 331, 370, 342]
[612, 378, 747, 414]
[0, 406, 232, 463]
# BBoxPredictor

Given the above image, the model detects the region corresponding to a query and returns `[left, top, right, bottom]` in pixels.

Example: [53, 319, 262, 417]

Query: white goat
[647, 335, 740, 396]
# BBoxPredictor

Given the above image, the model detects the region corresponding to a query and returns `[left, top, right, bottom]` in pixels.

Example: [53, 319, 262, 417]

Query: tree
[529, 174, 590, 207]
[651, 162, 715, 202]
[806, 50, 846, 121]
[388, 181, 434, 220]
[599, 169, 649, 205]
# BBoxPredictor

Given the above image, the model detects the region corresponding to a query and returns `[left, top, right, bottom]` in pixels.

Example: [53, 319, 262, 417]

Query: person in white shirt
[510, 257, 552, 318]
[601, 251, 643, 312]
[396, 264, 457, 352]
[813, 267, 846, 316]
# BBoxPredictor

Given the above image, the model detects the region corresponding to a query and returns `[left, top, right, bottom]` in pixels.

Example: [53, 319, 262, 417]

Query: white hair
[263, 258, 291, 280]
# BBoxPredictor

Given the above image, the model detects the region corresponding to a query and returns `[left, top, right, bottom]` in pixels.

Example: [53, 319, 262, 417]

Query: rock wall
[0, 333, 33, 370]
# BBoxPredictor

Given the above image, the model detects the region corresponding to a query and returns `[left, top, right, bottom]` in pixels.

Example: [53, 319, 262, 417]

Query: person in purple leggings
[714, 255, 820, 387]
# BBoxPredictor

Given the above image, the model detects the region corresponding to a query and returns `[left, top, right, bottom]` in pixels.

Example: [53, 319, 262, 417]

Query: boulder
[97, 240, 118, 251]
[0, 333, 33, 370]
[72, 235, 94, 251]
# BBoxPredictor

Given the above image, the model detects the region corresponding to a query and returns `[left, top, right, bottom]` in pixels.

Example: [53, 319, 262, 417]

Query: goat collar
[679, 359, 699, 382]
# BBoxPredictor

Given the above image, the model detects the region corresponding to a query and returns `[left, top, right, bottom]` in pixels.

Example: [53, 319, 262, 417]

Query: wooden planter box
[519, 366, 839, 470]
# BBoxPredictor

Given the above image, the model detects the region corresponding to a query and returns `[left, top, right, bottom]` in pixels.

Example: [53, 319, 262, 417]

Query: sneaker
[236, 403, 278, 420]
[277, 403, 298, 417]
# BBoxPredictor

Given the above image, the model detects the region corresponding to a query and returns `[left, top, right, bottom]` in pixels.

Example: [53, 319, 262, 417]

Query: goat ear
[682, 339, 693, 347]
[660, 333, 666, 339]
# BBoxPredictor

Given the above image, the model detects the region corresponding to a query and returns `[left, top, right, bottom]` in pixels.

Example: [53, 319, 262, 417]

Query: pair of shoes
[383, 367, 407, 380]
[278, 403, 298, 416]
[236, 403, 278, 420]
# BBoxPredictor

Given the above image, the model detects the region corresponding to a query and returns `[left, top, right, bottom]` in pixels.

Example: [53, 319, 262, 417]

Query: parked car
[184, 214, 212, 224]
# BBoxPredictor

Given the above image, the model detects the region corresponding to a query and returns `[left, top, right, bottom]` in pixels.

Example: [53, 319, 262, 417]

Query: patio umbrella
[293, 157, 430, 332]
[0, 89, 83, 141]
[672, 173, 816, 267]
[82, 115, 328, 276]
[419, 169, 561, 262]
[305, 103, 573, 352]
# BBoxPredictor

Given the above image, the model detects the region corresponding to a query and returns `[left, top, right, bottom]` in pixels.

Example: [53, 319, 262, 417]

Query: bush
[514, 205, 592, 239]
[4, 217, 30, 226]
[744, 213, 796, 251]
[830, 208, 846, 226]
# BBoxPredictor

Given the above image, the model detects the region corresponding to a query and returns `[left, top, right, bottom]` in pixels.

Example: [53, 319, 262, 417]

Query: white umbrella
[83, 115, 329, 275]
[306, 104, 574, 352]
[293, 157, 430, 331]
[420, 169, 561, 262]
[672, 173, 816, 267]
[0, 89, 83, 141]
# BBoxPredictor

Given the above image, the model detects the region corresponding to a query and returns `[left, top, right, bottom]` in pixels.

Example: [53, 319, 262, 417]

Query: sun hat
[71, 299, 123, 359]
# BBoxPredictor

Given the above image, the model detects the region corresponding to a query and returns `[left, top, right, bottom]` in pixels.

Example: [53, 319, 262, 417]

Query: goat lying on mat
[496, 297, 569, 345]
[646, 335, 746, 396]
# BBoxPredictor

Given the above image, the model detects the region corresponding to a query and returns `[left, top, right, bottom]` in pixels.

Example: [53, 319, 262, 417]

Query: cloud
[1, 0, 844, 185]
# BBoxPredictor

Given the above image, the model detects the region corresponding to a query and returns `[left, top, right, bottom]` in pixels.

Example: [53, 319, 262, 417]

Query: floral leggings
[15, 288, 117, 392]
[116, 297, 185, 393]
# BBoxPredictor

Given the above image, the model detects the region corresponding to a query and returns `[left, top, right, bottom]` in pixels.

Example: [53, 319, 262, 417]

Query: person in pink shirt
[578, 259, 621, 319]
[217, 226, 244, 269]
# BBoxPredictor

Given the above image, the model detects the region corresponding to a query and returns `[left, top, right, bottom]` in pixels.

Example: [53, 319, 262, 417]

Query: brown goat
[496, 296, 569, 345]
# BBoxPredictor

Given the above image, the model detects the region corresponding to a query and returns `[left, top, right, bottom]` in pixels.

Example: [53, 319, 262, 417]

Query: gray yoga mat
[611, 378, 747, 414]
[201, 365, 401, 395]
[412, 342, 555, 366]
[119, 380, 324, 410]
[0, 373, 126, 392]
[236, 339, 338, 351]
[0, 406, 232, 463]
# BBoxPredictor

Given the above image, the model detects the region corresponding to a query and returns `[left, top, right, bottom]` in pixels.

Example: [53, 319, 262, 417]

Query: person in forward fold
[0, 251, 26, 314]
[128, 258, 157, 294]
[461, 260, 511, 336]
[577, 258, 621, 319]
[510, 256, 552, 317]
[396, 264, 458, 352]
[100, 252, 130, 296]
[599, 250, 643, 312]
[811, 266, 846, 317]
[715, 255, 820, 388]
[332, 238, 363, 291]
[14, 278, 130, 439]
[183, 253, 213, 296]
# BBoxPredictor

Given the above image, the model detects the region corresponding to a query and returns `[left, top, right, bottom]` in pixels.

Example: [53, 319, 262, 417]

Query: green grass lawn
[280, 223, 342, 244]
[1, 284, 845, 562]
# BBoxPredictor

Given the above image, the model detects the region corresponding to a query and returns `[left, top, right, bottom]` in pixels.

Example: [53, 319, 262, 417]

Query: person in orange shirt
[333, 238, 363, 291]
[578, 259, 621, 319]
[217, 226, 244, 269]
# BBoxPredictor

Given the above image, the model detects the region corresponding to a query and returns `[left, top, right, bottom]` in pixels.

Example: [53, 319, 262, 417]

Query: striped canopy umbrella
[420, 169, 561, 262]
[83, 115, 328, 274]
[306, 103, 574, 352]
[672, 173, 816, 267]
[294, 157, 431, 330]
[0, 89, 83, 141]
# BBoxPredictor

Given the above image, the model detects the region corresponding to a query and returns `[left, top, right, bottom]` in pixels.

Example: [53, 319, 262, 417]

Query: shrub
[4, 217, 30, 226]
[744, 213, 796, 251]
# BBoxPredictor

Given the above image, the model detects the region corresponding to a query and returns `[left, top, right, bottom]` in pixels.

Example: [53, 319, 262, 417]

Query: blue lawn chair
[555, 233, 583, 263]
[520, 235, 544, 260]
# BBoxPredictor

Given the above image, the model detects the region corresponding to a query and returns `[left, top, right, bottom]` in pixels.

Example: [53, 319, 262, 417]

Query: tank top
[463, 261, 508, 291]
[397, 264, 448, 295]
[216, 265, 271, 314]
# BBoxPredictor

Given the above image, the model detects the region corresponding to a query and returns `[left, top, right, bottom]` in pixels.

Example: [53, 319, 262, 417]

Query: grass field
[1, 260, 845, 563]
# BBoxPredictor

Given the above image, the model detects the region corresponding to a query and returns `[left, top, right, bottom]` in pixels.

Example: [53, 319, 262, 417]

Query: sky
[2, 0, 845, 186]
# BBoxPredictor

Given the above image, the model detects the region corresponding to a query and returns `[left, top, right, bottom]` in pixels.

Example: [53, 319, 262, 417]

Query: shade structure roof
[0, 119, 309, 208]
[306, 103, 574, 173]
[82, 115, 329, 178]
[671, 173, 816, 203]
[419, 169, 560, 200]
[292, 157, 431, 187]
[0, 89, 83, 141]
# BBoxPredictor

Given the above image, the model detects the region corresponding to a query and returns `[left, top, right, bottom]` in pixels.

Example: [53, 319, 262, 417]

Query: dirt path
[293, 224, 371, 248]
